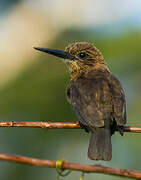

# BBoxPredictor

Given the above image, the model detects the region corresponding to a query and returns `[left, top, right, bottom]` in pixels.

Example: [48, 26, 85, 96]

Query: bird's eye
[78, 52, 87, 59]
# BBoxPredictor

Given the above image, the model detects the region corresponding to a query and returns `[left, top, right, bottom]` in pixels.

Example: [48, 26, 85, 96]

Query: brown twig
[0, 121, 140, 133]
[0, 153, 141, 179]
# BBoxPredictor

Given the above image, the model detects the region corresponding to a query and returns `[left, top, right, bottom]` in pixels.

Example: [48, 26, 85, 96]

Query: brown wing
[67, 72, 113, 128]
[110, 75, 126, 125]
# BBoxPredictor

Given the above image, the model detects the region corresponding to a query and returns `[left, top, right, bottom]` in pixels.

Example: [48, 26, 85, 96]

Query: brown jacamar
[34, 42, 126, 161]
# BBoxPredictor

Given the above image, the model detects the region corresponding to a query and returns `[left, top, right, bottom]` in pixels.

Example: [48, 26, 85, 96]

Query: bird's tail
[88, 127, 112, 161]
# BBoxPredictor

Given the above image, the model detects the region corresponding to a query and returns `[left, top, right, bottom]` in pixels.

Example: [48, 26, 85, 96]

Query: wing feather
[110, 75, 126, 125]
[67, 72, 113, 128]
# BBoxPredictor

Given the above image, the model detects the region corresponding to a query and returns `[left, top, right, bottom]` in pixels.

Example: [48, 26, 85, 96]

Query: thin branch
[0, 121, 141, 133]
[0, 153, 141, 179]
[0, 121, 80, 129]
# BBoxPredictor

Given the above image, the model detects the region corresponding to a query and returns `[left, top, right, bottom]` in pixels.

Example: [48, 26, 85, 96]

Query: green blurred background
[0, 0, 141, 179]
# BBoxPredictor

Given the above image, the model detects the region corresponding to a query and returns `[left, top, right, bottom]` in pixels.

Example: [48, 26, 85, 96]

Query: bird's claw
[117, 126, 124, 136]
[78, 122, 89, 133]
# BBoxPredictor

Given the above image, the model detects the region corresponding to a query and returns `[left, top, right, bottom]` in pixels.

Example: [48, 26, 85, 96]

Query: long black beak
[33, 47, 74, 60]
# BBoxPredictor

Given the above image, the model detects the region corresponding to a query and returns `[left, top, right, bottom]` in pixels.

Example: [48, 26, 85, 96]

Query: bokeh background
[0, 0, 141, 179]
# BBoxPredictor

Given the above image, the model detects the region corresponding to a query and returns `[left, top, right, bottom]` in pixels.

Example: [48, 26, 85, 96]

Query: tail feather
[88, 127, 112, 161]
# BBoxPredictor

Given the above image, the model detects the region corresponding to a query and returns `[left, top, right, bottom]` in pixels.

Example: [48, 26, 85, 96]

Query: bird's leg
[117, 126, 124, 136]
[110, 120, 124, 136]
[110, 120, 117, 135]
[78, 122, 89, 133]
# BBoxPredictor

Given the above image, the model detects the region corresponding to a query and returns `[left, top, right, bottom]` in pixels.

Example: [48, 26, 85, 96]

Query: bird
[34, 42, 126, 161]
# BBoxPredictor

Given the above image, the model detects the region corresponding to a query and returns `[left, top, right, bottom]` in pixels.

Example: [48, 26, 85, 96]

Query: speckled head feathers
[63, 42, 107, 79]
[65, 42, 104, 62]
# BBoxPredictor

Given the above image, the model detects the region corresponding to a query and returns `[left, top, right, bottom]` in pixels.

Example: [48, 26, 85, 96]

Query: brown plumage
[34, 42, 127, 161]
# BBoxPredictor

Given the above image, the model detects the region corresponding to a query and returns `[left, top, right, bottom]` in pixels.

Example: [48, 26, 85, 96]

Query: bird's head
[34, 42, 106, 78]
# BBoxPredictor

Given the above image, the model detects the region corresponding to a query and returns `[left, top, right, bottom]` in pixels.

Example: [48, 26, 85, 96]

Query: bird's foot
[117, 126, 124, 136]
[110, 120, 117, 135]
[78, 122, 89, 133]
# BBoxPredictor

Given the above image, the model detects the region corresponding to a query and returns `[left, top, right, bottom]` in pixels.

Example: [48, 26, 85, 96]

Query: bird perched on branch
[34, 42, 126, 161]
